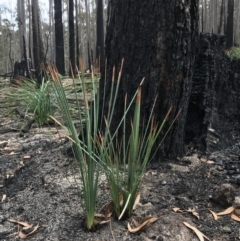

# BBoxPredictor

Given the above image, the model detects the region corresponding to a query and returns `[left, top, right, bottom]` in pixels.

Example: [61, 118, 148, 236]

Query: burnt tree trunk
[54, 0, 65, 75]
[100, 0, 199, 158]
[32, 0, 45, 85]
[225, 0, 234, 49]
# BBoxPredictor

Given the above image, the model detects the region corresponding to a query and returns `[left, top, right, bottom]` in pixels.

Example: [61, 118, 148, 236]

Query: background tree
[218, 0, 224, 34]
[84, 0, 91, 69]
[17, 0, 26, 60]
[75, 0, 80, 71]
[101, 0, 199, 158]
[68, 0, 75, 76]
[96, 0, 104, 72]
[54, 0, 65, 75]
[32, 0, 44, 85]
[235, 0, 240, 45]
[48, 0, 55, 62]
[226, 0, 234, 49]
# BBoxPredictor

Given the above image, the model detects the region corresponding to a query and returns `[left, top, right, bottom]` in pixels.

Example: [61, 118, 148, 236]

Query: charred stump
[11, 59, 32, 85]
[185, 34, 240, 154]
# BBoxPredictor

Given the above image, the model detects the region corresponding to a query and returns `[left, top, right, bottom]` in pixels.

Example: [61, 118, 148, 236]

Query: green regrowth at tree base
[49, 62, 180, 229]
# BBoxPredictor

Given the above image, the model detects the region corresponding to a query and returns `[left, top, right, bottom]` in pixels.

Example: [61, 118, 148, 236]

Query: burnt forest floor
[0, 78, 240, 241]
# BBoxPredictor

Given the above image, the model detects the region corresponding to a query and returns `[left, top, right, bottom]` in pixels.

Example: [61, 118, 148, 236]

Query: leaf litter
[8, 219, 39, 239]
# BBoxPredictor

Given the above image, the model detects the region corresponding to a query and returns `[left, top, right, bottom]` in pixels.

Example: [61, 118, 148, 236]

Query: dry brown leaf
[173, 207, 182, 212]
[141, 215, 158, 223]
[98, 219, 110, 225]
[234, 207, 240, 216]
[18, 224, 39, 239]
[94, 213, 105, 218]
[231, 213, 240, 222]
[19, 161, 24, 167]
[133, 193, 140, 210]
[105, 201, 114, 218]
[186, 208, 200, 220]
[23, 155, 31, 159]
[94, 219, 110, 225]
[192, 211, 200, 220]
[132, 218, 140, 227]
[208, 209, 219, 220]
[200, 158, 207, 163]
[2, 194, 6, 202]
[93, 215, 110, 226]
[127, 216, 158, 234]
[183, 222, 210, 241]
[200, 158, 214, 164]
[8, 219, 33, 229]
[206, 160, 214, 164]
[217, 206, 234, 216]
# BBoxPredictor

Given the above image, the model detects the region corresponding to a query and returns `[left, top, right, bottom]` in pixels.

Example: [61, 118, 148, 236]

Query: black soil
[1, 79, 240, 241]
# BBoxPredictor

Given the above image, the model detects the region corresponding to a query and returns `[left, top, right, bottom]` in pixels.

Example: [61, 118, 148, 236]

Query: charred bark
[54, 0, 65, 75]
[100, 0, 199, 158]
[32, 0, 45, 85]
[186, 34, 240, 154]
[225, 0, 234, 49]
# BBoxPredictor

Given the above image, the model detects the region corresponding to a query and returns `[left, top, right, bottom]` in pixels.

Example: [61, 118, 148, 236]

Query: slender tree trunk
[226, 0, 234, 49]
[17, 0, 26, 60]
[223, 0, 228, 34]
[209, 0, 214, 33]
[49, 0, 55, 61]
[101, 0, 199, 158]
[32, 0, 45, 85]
[204, 0, 207, 33]
[75, 0, 80, 71]
[234, 0, 240, 45]
[85, 0, 91, 69]
[69, 0, 76, 76]
[28, 0, 34, 68]
[54, 0, 65, 75]
[218, 0, 224, 34]
[96, 0, 104, 72]
[78, 2, 84, 69]
[91, 0, 96, 62]
[215, 0, 218, 33]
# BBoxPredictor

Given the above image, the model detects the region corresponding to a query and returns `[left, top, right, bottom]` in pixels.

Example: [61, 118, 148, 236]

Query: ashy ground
[0, 78, 240, 241]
